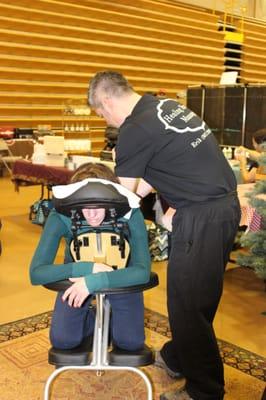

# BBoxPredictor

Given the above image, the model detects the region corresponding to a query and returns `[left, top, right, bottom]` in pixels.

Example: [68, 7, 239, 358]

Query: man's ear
[102, 95, 112, 108]
[102, 95, 116, 112]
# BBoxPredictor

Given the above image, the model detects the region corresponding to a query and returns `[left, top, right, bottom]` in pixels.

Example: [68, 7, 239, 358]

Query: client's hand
[93, 263, 114, 273]
[62, 277, 89, 308]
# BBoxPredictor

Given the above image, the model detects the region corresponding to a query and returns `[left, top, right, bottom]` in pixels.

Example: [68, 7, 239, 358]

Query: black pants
[161, 194, 240, 400]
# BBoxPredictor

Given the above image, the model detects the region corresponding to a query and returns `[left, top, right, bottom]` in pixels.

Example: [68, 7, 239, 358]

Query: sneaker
[160, 387, 194, 400]
[154, 350, 183, 379]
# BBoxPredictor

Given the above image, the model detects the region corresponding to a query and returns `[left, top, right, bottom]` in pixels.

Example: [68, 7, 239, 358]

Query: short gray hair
[88, 71, 133, 108]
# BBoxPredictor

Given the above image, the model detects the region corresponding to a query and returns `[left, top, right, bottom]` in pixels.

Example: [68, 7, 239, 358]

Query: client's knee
[50, 330, 82, 350]
[113, 336, 145, 351]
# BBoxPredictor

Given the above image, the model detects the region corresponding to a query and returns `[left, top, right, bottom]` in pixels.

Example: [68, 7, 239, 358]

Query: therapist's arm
[136, 179, 154, 198]
[118, 177, 138, 192]
[118, 177, 154, 198]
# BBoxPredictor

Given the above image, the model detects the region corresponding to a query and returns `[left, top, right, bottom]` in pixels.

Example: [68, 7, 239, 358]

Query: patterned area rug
[0, 309, 265, 400]
[0, 308, 265, 383]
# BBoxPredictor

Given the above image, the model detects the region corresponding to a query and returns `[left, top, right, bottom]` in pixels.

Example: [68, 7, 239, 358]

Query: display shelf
[62, 99, 91, 135]
[61, 100, 106, 156]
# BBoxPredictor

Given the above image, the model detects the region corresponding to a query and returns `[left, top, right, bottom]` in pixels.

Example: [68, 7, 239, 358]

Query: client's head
[70, 162, 118, 184]
[252, 128, 266, 152]
[70, 162, 119, 226]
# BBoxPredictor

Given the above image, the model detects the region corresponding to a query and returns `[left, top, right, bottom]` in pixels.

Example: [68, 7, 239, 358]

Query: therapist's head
[88, 70, 141, 128]
[70, 162, 119, 226]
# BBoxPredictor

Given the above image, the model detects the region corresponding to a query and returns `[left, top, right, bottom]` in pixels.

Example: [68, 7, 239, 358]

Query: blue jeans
[50, 291, 145, 351]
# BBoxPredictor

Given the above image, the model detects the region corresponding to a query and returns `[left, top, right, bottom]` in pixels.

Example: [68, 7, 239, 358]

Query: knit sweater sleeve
[29, 210, 94, 285]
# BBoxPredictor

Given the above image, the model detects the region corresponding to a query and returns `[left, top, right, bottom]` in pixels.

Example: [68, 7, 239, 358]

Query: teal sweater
[30, 208, 151, 293]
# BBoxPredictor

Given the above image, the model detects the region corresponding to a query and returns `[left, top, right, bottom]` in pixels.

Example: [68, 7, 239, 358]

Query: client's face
[252, 138, 262, 152]
[82, 208, 106, 227]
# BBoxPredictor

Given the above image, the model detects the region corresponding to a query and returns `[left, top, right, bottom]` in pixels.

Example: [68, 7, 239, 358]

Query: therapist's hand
[161, 207, 176, 232]
[235, 147, 247, 162]
[62, 277, 89, 308]
[235, 152, 246, 163]
[112, 147, 116, 162]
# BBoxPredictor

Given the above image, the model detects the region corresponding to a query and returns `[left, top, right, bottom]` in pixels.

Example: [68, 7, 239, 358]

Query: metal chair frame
[44, 291, 153, 400]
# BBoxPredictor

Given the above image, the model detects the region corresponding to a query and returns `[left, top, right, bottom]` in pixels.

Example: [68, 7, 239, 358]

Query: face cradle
[82, 208, 106, 227]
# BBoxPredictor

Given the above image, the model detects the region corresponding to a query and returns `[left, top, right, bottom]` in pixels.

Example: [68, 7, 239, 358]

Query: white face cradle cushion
[53, 178, 140, 208]
[52, 178, 141, 219]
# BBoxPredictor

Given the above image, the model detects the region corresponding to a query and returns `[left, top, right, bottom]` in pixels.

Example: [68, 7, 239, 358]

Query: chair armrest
[43, 272, 159, 294]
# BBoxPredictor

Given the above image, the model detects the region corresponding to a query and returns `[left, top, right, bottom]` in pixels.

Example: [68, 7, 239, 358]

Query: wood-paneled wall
[236, 19, 266, 84]
[0, 0, 264, 154]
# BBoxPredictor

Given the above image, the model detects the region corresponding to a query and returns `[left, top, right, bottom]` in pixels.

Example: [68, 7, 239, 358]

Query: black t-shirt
[115, 94, 237, 208]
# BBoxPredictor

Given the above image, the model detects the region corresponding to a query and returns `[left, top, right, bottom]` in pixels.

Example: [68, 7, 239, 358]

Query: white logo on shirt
[156, 99, 205, 134]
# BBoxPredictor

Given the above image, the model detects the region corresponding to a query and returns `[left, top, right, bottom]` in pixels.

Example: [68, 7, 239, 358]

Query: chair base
[44, 364, 153, 400]
[44, 275, 158, 398]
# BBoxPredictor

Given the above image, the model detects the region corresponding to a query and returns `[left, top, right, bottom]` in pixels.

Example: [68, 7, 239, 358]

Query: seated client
[30, 163, 151, 351]
[234, 128, 266, 183]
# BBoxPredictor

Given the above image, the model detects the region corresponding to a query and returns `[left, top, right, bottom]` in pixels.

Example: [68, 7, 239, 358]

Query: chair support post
[102, 296, 111, 365]
[90, 293, 110, 368]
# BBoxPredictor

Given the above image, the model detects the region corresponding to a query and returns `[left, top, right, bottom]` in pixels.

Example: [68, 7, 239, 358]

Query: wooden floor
[0, 174, 265, 361]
